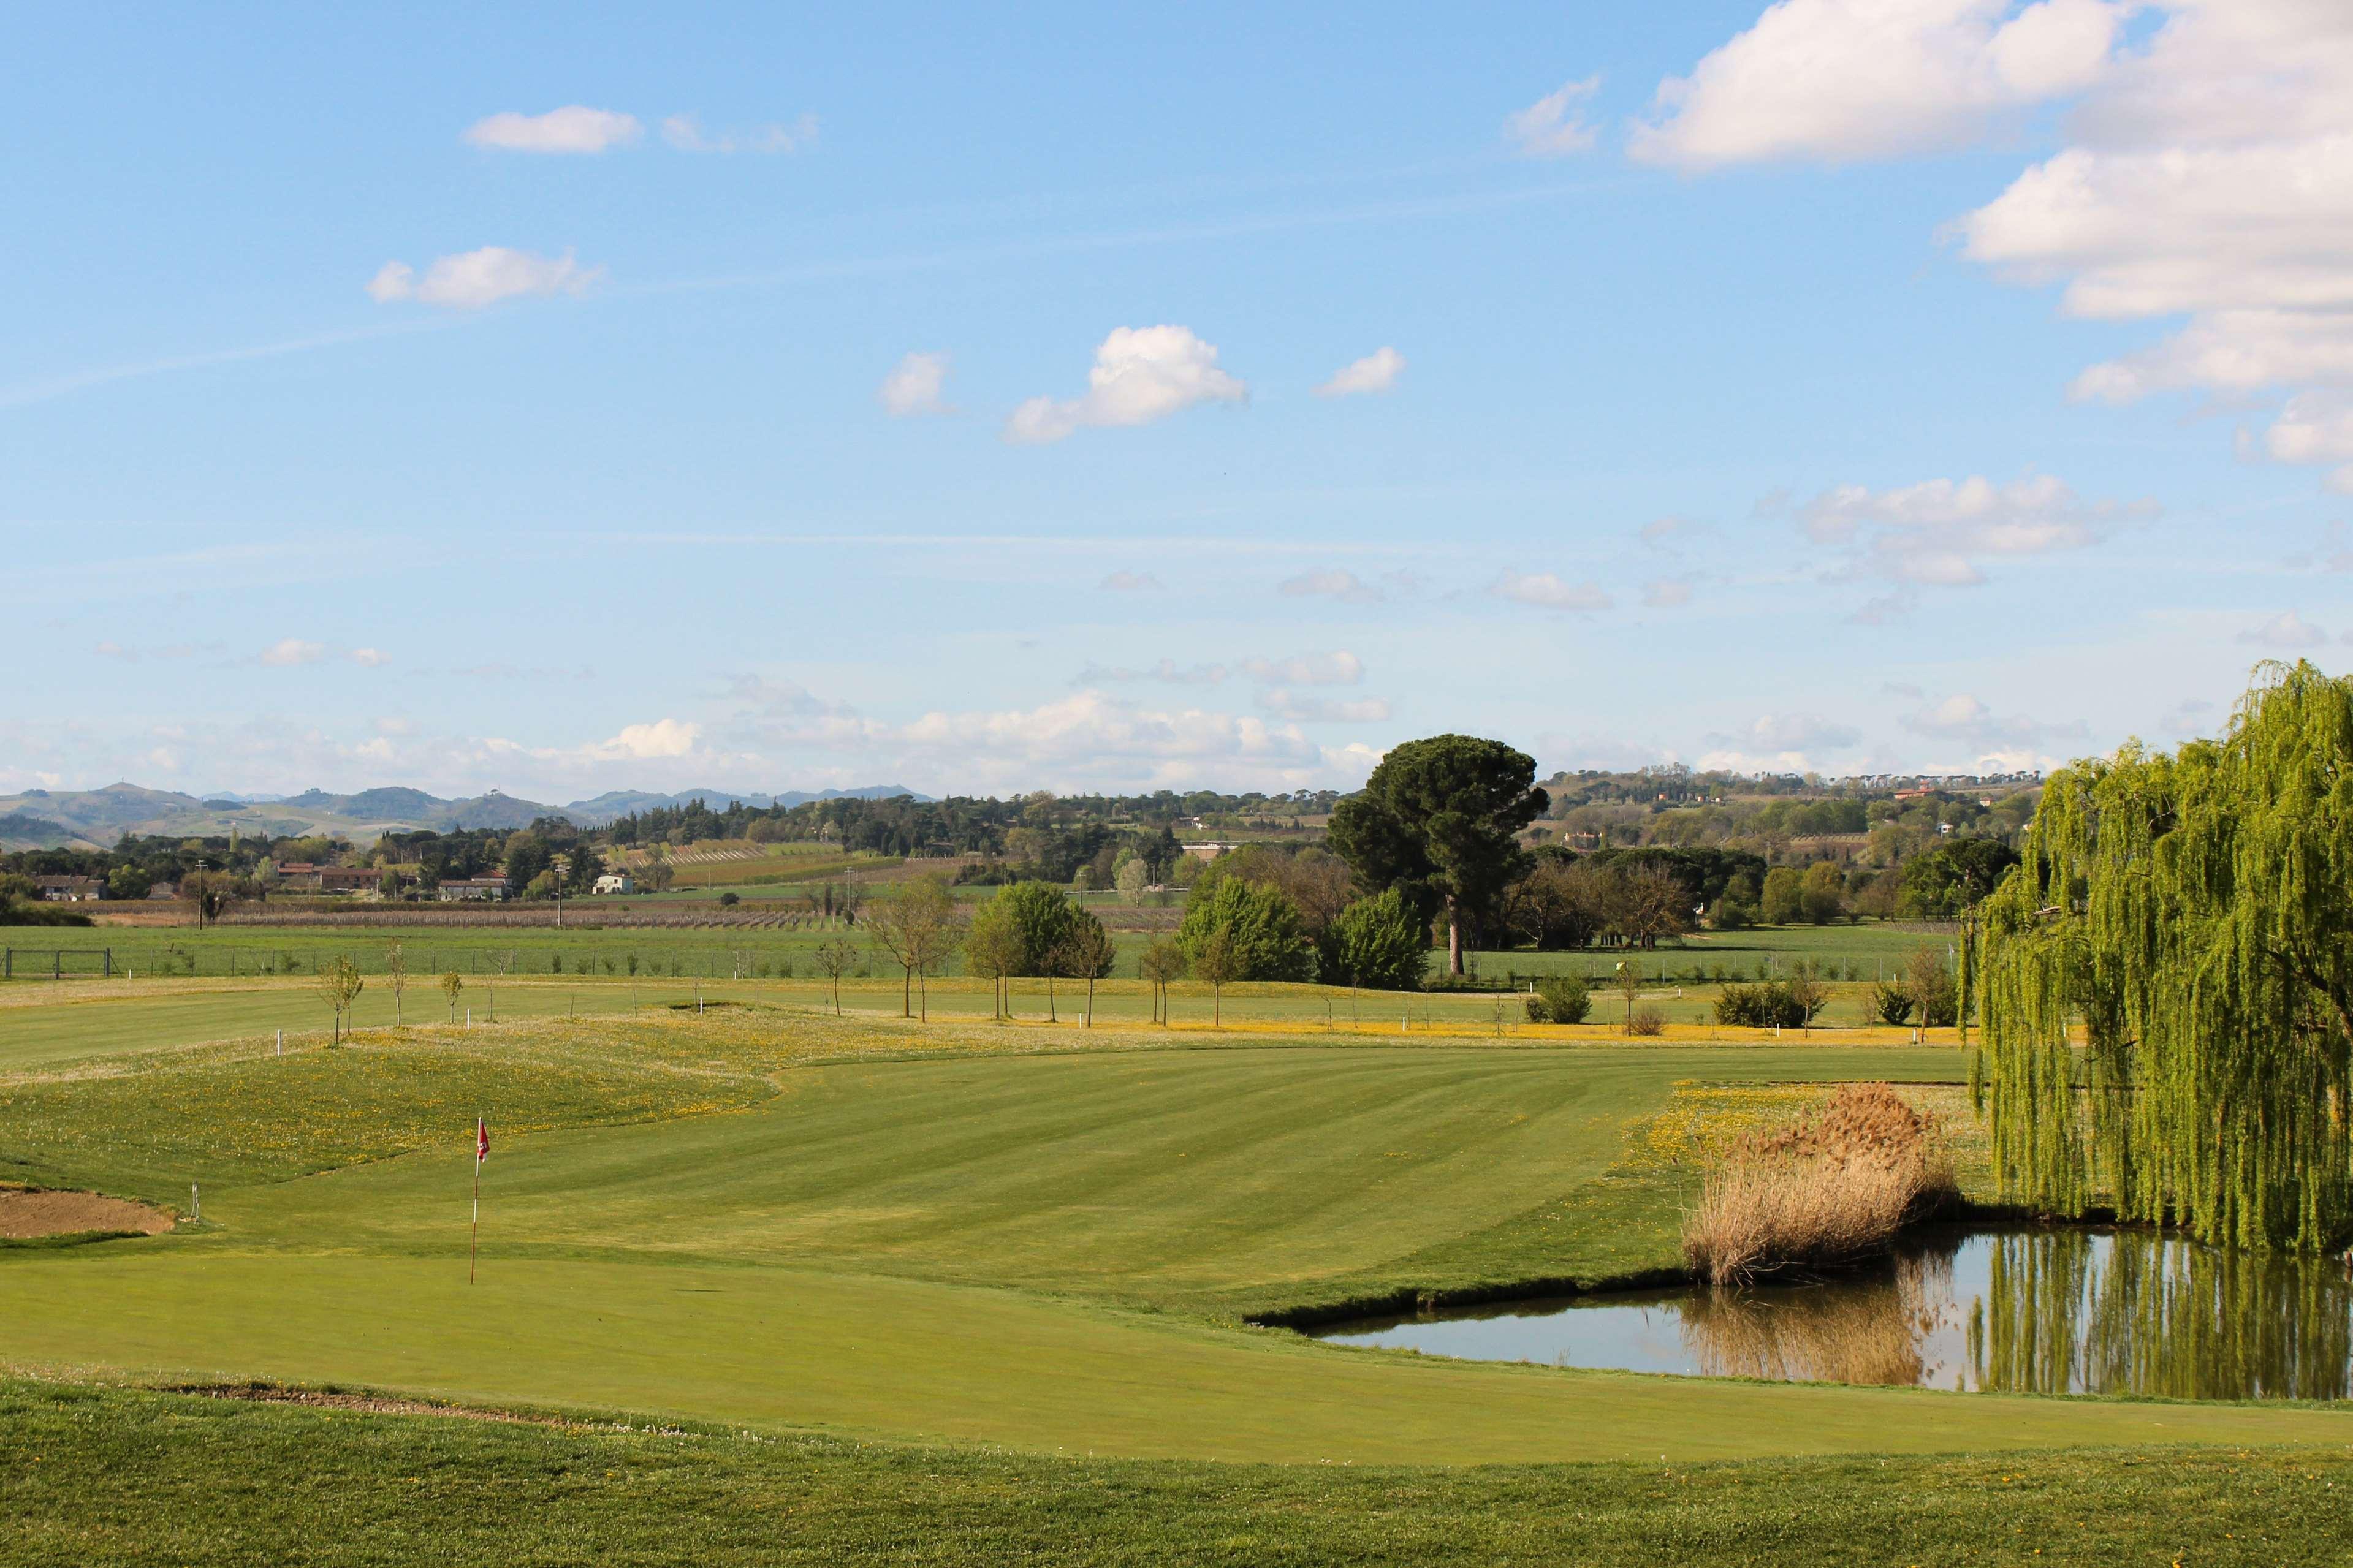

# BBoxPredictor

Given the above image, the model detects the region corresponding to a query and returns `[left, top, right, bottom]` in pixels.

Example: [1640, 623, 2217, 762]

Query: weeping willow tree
[1975, 661, 2353, 1252]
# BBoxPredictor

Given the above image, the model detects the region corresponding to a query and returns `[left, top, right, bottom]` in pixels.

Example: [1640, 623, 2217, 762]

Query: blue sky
[11, 1, 2351, 800]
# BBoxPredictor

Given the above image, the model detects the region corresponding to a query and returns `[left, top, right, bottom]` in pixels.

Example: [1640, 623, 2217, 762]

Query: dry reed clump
[1682, 1082, 1958, 1286]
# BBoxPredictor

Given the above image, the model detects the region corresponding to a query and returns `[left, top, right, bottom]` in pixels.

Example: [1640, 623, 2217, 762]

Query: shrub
[1326, 888, 1429, 992]
[1712, 979, 1828, 1030]
[1870, 979, 1917, 1026]
[1628, 1004, 1668, 1037]
[718, 891, 740, 907]
[1175, 877, 1317, 983]
[1524, 974, 1592, 1024]
[1682, 1082, 1959, 1286]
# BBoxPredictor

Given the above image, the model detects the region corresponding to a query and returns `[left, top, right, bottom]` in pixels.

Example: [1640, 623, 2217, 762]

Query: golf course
[5, 979, 2351, 1563]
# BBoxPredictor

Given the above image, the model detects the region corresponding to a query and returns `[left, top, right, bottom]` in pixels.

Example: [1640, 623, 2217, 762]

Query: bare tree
[1611, 958, 1644, 1034]
[812, 936, 857, 1015]
[386, 942, 408, 1027]
[867, 875, 960, 1020]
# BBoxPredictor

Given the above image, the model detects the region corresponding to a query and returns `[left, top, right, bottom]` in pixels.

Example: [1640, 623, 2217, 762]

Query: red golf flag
[476, 1117, 490, 1163]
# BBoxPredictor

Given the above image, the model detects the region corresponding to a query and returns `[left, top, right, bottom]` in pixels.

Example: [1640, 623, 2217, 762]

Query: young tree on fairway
[1139, 939, 1184, 1025]
[965, 896, 1025, 1021]
[1190, 925, 1242, 1028]
[441, 971, 463, 1023]
[995, 881, 1079, 1017]
[1055, 911, 1117, 1027]
[867, 874, 960, 1019]
[812, 936, 857, 1015]
[1611, 958, 1643, 1033]
[386, 942, 408, 1026]
[319, 956, 365, 1045]
[1326, 734, 1548, 975]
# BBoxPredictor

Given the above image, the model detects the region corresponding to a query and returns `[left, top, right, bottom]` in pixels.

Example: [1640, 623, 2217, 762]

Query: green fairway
[2, 987, 2347, 1560]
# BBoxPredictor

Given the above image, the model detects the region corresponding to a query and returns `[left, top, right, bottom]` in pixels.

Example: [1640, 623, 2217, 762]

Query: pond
[1309, 1227, 2353, 1399]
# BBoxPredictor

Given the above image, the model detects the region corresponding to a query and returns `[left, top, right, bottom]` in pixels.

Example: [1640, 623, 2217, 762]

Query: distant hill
[0, 811, 80, 850]
[0, 781, 930, 844]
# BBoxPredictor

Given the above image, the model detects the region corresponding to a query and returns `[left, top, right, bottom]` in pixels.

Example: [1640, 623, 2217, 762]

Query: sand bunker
[0, 1187, 175, 1240]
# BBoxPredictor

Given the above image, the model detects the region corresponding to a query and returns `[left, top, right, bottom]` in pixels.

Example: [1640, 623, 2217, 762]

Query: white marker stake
[276, 1029, 283, 1057]
[191, 1182, 200, 1223]
[466, 1007, 472, 1030]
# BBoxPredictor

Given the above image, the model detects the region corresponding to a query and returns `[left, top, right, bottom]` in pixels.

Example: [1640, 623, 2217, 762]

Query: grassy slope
[3, 1002, 2349, 1467]
[6, 1382, 2349, 1568]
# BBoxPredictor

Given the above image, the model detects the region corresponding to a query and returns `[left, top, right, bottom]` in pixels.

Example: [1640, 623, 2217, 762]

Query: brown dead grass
[0, 1186, 174, 1239]
[1681, 1082, 1958, 1287]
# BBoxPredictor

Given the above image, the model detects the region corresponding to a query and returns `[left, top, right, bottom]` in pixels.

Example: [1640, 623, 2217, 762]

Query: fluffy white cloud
[661, 113, 817, 154]
[1941, 4, 2353, 479]
[1798, 472, 2129, 587]
[895, 691, 1321, 781]
[349, 648, 388, 667]
[366, 248, 601, 309]
[1632, 0, 2122, 169]
[1489, 570, 1612, 612]
[880, 352, 952, 417]
[1005, 325, 1246, 444]
[259, 638, 325, 667]
[1100, 570, 1164, 592]
[1314, 346, 1406, 397]
[2261, 393, 2353, 493]
[463, 107, 643, 154]
[588, 719, 702, 760]
[2237, 610, 2330, 650]
[1901, 692, 2086, 757]
[1239, 651, 1364, 686]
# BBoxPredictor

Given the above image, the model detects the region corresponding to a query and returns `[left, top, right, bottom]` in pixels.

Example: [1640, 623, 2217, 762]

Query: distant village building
[591, 872, 636, 896]
[1180, 841, 1241, 861]
[33, 876, 102, 902]
[274, 863, 380, 894]
[146, 881, 179, 901]
[1786, 833, 1871, 865]
[437, 876, 512, 903]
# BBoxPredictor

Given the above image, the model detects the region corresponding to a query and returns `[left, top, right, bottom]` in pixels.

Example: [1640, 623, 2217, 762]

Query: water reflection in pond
[1310, 1228, 2353, 1399]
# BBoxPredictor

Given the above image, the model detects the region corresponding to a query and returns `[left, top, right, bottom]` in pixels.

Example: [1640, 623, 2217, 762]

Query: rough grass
[1682, 1082, 1961, 1286]
[6, 1379, 2352, 1567]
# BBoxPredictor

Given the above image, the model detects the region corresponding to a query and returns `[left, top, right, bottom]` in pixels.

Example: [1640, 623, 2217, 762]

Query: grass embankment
[6, 1380, 2349, 1568]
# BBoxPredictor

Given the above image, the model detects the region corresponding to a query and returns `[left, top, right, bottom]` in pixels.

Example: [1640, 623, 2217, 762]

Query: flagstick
[470, 1151, 480, 1283]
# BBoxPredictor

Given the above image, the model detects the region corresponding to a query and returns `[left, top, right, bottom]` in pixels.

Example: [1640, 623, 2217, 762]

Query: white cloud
[1277, 569, 1382, 603]
[1506, 77, 1603, 157]
[1643, 577, 1695, 608]
[1239, 651, 1365, 687]
[588, 718, 702, 760]
[661, 113, 817, 154]
[349, 648, 388, 667]
[259, 638, 326, 667]
[880, 351, 952, 417]
[1100, 570, 1163, 592]
[463, 107, 643, 154]
[1934, 4, 2353, 477]
[2262, 393, 2353, 493]
[1315, 346, 1406, 398]
[2238, 610, 2329, 650]
[1901, 692, 2087, 756]
[366, 248, 601, 309]
[1489, 570, 1613, 612]
[895, 691, 1322, 784]
[1632, 0, 2123, 169]
[1005, 325, 1246, 444]
[1798, 472, 2131, 586]
[1256, 691, 1391, 723]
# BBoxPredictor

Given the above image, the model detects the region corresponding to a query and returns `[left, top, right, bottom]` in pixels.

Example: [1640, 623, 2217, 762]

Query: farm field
[2, 986, 2349, 1563]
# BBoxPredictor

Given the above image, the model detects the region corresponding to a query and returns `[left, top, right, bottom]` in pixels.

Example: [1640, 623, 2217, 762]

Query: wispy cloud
[464, 107, 643, 154]
[367, 248, 603, 309]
